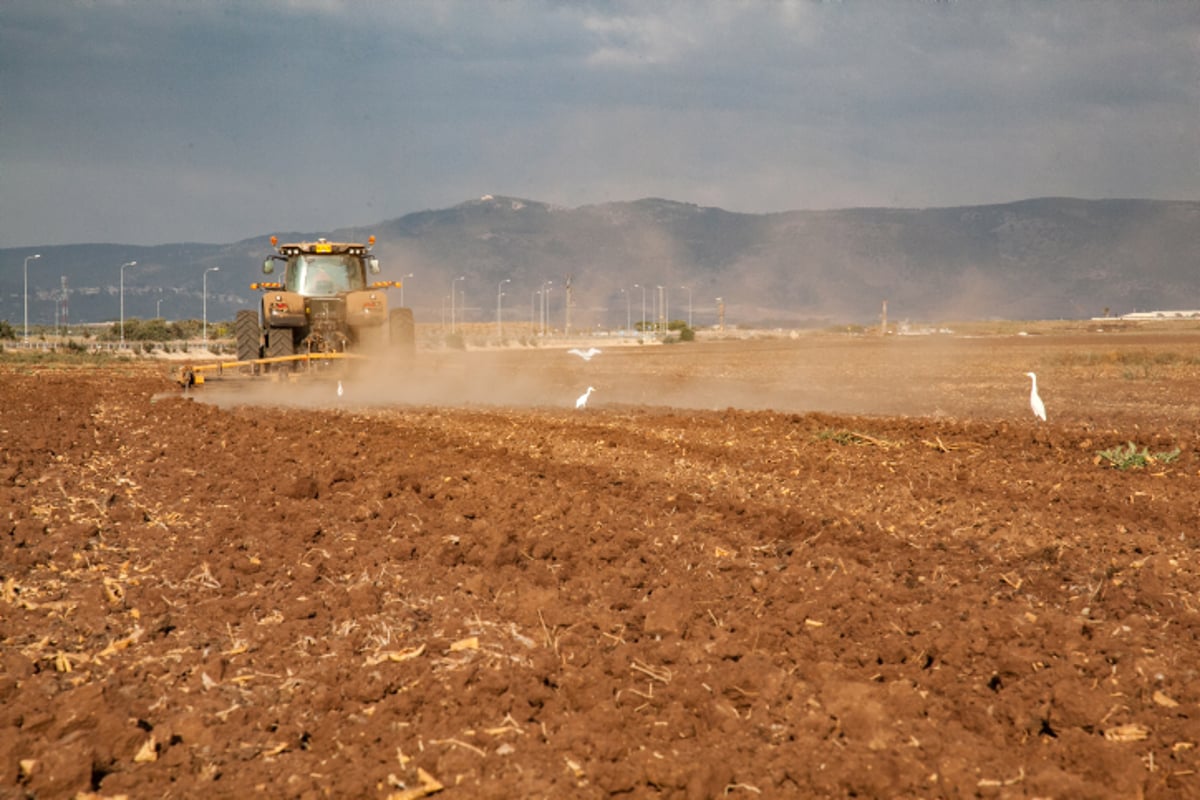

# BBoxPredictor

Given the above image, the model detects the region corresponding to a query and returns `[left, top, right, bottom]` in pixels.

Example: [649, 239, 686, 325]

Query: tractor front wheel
[235, 310, 262, 365]
[266, 326, 294, 371]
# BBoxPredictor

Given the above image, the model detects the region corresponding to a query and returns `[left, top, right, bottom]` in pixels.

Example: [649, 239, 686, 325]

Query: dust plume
[190, 333, 1002, 420]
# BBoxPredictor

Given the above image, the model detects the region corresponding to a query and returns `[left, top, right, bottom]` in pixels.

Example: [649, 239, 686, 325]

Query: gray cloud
[1, 0, 1196, 246]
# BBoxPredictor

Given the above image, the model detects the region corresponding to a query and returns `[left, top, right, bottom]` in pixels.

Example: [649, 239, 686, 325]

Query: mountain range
[3, 196, 1198, 332]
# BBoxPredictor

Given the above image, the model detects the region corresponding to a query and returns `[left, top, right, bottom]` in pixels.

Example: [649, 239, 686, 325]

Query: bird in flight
[575, 386, 595, 409]
[568, 347, 602, 361]
[1025, 372, 1046, 421]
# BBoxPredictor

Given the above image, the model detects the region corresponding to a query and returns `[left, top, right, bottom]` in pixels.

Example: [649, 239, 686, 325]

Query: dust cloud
[190, 333, 1012, 420]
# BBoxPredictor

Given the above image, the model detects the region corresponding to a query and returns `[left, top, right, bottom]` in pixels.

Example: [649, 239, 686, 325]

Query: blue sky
[2, 0, 1197, 246]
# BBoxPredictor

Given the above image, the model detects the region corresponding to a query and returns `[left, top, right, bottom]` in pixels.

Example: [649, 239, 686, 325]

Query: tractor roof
[272, 236, 374, 256]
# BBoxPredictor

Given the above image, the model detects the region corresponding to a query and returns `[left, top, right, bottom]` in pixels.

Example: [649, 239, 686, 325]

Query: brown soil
[3, 331, 1200, 799]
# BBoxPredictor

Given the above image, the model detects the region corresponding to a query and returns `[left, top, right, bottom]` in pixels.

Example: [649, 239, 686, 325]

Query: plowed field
[4, 330, 1200, 799]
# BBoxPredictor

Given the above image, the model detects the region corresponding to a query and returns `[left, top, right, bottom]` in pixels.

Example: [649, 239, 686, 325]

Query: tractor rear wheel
[234, 310, 261, 363]
[389, 308, 415, 358]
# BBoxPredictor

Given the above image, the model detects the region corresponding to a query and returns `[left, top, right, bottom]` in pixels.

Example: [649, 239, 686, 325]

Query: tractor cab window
[288, 255, 364, 295]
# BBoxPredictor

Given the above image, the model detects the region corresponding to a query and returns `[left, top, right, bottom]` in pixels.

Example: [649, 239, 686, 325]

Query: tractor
[234, 235, 414, 370]
[177, 235, 414, 388]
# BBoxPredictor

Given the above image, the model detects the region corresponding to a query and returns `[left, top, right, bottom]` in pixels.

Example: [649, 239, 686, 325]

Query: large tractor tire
[389, 308, 416, 358]
[265, 326, 294, 371]
[234, 310, 261, 363]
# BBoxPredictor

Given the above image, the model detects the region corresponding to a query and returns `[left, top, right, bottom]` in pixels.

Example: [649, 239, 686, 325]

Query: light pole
[540, 280, 553, 336]
[156, 292, 163, 319]
[681, 285, 692, 329]
[203, 266, 220, 350]
[22, 254, 41, 345]
[496, 278, 510, 338]
[119, 260, 138, 348]
[656, 285, 664, 334]
[621, 287, 630, 332]
[634, 283, 646, 333]
[451, 275, 465, 333]
[400, 273, 413, 307]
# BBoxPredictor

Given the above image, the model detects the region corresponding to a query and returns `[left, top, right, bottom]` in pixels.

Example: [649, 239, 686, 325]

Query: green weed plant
[1096, 441, 1181, 470]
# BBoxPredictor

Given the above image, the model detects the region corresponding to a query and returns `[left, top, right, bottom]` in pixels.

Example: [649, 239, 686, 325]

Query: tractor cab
[291, 254, 359, 296]
[262, 238, 380, 298]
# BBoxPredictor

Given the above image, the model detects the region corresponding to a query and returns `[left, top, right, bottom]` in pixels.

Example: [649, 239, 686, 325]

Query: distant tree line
[0, 317, 227, 342]
[106, 318, 225, 342]
[635, 319, 695, 342]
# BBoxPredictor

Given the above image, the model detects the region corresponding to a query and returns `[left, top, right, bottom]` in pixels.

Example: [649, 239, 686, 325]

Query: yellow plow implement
[176, 351, 367, 388]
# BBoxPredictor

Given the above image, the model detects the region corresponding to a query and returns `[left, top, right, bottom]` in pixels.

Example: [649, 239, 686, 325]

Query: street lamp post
[119, 261, 138, 349]
[23, 253, 41, 345]
[681, 285, 692, 328]
[400, 273, 413, 307]
[540, 280, 553, 336]
[656, 285, 665, 334]
[634, 283, 646, 333]
[203, 266, 220, 350]
[451, 275, 465, 333]
[496, 278, 511, 338]
[621, 287, 630, 332]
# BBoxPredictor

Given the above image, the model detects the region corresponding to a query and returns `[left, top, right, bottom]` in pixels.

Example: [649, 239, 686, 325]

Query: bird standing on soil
[575, 386, 595, 409]
[337, 380, 344, 398]
[1025, 372, 1046, 421]
[568, 347, 602, 361]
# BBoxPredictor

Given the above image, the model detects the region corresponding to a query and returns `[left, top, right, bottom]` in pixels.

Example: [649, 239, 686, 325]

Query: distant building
[1116, 310, 1200, 320]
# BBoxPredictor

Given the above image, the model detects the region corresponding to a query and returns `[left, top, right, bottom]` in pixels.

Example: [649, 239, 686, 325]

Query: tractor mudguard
[261, 291, 307, 328]
[345, 289, 389, 327]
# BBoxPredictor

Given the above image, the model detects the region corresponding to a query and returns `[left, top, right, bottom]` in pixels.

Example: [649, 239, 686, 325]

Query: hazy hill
[2, 197, 1197, 331]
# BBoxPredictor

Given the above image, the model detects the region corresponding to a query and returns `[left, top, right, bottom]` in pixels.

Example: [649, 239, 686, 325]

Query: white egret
[568, 347, 602, 361]
[1025, 372, 1046, 421]
[575, 386, 595, 409]
[337, 380, 344, 398]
